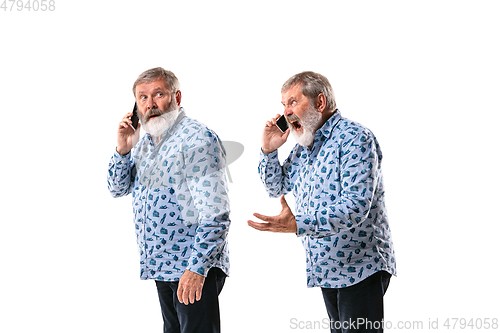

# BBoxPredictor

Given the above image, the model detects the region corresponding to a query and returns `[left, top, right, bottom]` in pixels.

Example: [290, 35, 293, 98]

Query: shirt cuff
[113, 149, 131, 162]
[295, 214, 314, 236]
[260, 148, 278, 160]
[187, 257, 211, 277]
[295, 213, 340, 237]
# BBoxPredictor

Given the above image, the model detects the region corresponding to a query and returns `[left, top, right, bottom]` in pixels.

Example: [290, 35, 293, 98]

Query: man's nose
[147, 97, 157, 110]
[284, 107, 293, 117]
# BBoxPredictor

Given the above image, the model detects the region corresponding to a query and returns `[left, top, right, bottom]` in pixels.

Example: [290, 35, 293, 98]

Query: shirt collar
[316, 109, 341, 140]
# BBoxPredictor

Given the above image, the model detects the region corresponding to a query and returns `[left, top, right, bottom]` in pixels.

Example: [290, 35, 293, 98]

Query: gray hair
[282, 71, 336, 111]
[133, 67, 180, 96]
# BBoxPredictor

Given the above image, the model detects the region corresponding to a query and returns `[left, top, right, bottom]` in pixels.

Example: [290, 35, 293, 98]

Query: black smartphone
[131, 103, 139, 130]
[276, 114, 288, 133]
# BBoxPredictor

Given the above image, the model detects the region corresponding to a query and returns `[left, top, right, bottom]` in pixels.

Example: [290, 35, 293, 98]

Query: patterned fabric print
[108, 109, 230, 281]
[259, 110, 396, 288]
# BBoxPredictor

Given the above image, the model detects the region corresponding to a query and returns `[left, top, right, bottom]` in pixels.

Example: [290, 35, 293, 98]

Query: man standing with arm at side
[248, 71, 396, 333]
[108, 68, 230, 333]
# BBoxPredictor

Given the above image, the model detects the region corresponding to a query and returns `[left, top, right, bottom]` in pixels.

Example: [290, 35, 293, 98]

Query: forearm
[107, 150, 134, 198]
[295, 197, 371, 237]
[186, 167, 230, 276]
[187, 212, 230, 276]
[258, 149, 292, 198]
[184, 132, 231, 276]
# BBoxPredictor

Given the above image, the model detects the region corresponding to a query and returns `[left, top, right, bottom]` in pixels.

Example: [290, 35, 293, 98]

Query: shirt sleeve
[258, 149, 295, 198]
[107, 150, 135, 198]
[295, 131, 382, 238]
[184, 131, 231, 277]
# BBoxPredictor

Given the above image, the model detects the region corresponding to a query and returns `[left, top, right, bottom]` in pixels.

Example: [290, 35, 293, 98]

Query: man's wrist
[262, 147, 276, 155]
[116, 147, 131, 156]
[187, 261, 209, 277]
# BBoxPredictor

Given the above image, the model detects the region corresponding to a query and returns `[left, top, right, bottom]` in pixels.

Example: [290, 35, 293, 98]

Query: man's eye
[291, 101, 297, 106]
[157, 92, 163, 97]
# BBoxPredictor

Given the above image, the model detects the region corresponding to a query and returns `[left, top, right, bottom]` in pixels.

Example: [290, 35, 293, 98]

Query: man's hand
[247, 195, 298, 233]
[262, 114, 290, 155]
[177, 270, 206, 305]
[117, 112, 141, 156]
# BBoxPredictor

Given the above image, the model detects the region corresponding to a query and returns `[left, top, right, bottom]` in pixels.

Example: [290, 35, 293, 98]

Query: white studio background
[1, 1, 499, 332]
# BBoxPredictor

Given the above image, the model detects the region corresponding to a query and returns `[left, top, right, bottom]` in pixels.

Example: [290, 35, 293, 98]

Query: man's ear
[175, 90, 182, 106]
[316, 93, 327, 113]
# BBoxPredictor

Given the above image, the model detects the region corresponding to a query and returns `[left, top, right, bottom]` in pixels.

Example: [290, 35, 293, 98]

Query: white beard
[290, 106, 322, 147]
[142, 109, 179, 137]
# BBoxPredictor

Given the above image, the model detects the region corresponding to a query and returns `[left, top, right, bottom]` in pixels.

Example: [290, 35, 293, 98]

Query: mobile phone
[276, 114, 289, 133]
[130, 103, 139, 131]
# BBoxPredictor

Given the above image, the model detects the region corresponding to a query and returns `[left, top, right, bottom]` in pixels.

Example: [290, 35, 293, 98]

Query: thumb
[280, 194, 289, 210]
[283, 128, 291, 140]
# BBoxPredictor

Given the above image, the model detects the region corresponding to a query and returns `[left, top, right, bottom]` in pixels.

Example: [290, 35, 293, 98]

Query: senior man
[108, 67, 230, 333]
[248, 71, 396, 333]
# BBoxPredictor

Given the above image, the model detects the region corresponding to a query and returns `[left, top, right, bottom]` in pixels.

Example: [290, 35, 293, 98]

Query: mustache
[286, 114, 300, 124]
[143, 108, 164, 122]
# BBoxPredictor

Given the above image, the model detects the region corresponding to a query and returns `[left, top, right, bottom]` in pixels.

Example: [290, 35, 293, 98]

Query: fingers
[248, 212, 273, 231]
[265, 114, 283, 127]
[119, 112, 134, 129]
[177, 284, 199, 305]
[265, 119, 275, 127]
[272, 114, 281, 123]
[177, 286, 184, 304]
[119, 120, 132, 130]
[247, 220, 271, 231]
[177, 271, 205, 305]
[252, 212, 270, 221]
[177, 285, 189, 305]
[189, 287, 197, 304]
[196, 288, 202, 302]
[122, 112, 133, 123]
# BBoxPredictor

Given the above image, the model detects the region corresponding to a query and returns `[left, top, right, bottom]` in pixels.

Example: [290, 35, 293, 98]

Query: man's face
[281, 84, 321, 147]
[135, 78, 180, 137]
[135, 78, 177, 121]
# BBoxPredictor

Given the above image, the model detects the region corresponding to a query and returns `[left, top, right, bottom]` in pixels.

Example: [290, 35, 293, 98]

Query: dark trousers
[155, 268, 226, 333]
[321, 271, 391, 333]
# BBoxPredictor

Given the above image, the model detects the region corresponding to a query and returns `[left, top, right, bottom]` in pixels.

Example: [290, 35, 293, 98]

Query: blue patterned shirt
[259, 110, 396, 288]
[108, 108, 230, 281]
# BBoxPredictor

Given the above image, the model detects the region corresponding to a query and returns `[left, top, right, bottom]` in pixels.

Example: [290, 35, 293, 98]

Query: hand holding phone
[262, 114, 290, 155]
[116, 103, 140, 156]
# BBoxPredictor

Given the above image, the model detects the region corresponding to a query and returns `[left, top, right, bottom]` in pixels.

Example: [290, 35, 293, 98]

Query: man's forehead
[281, 84, 304, 102]
[136, 79, 170, 93]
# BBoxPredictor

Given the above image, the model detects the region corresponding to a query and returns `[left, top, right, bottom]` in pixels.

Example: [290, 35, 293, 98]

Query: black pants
[155, 268, 226, 333]
[321, 271, 391, 333]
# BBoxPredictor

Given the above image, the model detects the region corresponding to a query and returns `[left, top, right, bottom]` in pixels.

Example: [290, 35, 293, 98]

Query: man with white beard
[107, 68, 230, 333]
[248, 72, 396, 333]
